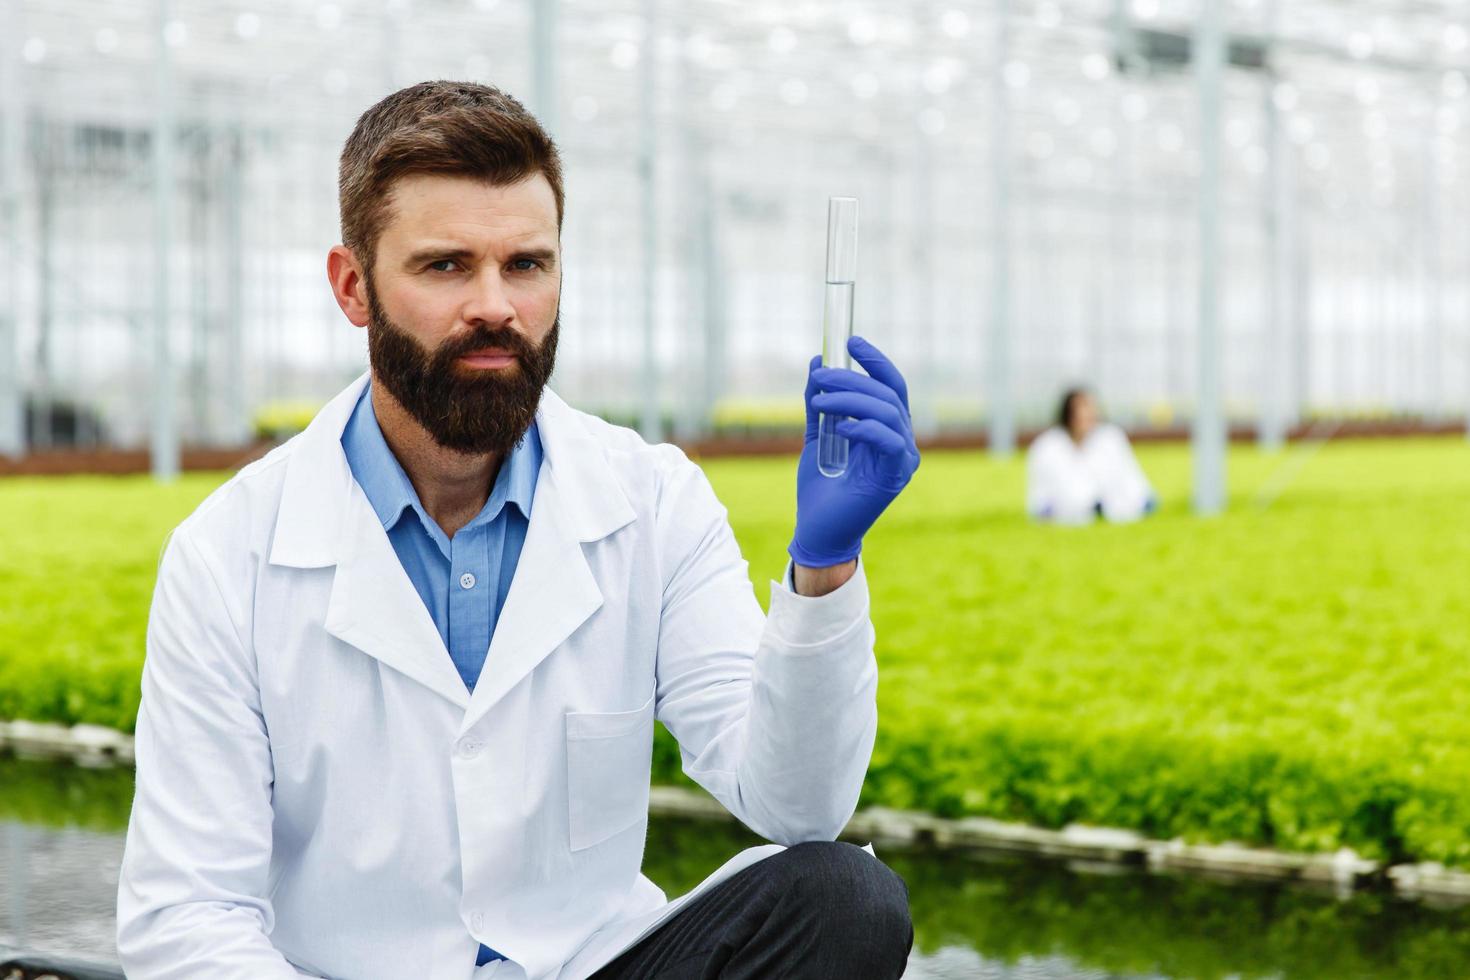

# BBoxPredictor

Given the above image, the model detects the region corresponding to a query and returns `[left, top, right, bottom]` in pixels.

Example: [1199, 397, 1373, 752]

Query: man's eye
[428, 259, 458, 273]
[512, 258, 542, 271]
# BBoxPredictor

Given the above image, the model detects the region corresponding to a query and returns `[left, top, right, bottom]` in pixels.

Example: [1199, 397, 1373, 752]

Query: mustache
[434, 325, 542, 363]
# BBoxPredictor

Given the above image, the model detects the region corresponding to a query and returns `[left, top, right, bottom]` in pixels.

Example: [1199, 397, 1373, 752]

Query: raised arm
[649, 456, 878, 844]
[652, 336, 917, 845]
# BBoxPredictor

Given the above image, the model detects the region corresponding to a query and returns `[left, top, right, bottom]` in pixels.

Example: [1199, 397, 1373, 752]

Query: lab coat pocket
[566, 689, 656, 852]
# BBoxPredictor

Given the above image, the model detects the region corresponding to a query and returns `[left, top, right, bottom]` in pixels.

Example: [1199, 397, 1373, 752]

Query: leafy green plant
[4, 437, 1470, 866]
[252, 400, 325, 441]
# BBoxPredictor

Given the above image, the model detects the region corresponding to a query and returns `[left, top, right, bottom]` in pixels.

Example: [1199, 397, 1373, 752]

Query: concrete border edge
[7, 721, 1468, 902]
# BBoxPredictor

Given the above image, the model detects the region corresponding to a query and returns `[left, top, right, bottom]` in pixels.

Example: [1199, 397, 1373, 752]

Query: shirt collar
[467, 417, 541, 531]
[341, 383, 542, 542]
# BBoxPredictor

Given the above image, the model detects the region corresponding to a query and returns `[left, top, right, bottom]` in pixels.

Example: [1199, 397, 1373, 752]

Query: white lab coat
[117, 373, 878, 980]
[1025, 423, 1155, 525]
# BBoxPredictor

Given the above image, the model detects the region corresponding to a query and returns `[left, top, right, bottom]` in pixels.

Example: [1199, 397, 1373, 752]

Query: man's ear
[327, 245, 371, 328]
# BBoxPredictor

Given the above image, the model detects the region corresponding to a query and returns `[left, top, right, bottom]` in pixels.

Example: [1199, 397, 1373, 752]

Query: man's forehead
[381, 173, 558, 240]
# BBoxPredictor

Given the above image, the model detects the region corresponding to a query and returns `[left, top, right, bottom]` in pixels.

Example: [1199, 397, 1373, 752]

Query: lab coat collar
[268, 371, 637, 718]
[269, 372, 636, 565]
[268, 373, 371, 570]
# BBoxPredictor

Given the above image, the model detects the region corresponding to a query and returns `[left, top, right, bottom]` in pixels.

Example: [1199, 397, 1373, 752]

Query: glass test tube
[818, 197, 858, 478]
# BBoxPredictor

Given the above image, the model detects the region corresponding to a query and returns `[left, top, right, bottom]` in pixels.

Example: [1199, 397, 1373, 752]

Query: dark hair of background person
[1057, 387, 1093, 431]
[337, 80, 565, 276]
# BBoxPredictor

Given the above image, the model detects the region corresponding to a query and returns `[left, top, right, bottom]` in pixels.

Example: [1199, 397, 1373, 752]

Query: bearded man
[117, 81, 920, 980]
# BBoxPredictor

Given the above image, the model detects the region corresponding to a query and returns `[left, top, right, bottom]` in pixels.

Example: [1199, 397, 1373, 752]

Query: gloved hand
[788, 336, 920, 568]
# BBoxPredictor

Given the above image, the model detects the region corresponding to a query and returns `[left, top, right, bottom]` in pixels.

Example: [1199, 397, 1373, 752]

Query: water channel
[4, 755, 1470, 979]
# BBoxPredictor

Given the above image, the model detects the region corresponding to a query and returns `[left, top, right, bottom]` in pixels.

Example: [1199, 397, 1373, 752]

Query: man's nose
[463, 269, 517, 327]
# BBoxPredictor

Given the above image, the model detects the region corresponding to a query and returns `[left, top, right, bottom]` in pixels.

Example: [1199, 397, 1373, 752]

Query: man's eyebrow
[402, 246, 558, 267]
[403, 246, 474, 267]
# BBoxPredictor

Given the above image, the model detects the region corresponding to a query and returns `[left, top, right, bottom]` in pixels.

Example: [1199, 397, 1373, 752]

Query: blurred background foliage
[5, 436, 1469, 864]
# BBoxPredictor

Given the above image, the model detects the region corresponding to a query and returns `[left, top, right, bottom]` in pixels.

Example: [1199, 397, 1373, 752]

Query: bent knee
[774, 842, 912, 972]
[778, 842, 910, 915]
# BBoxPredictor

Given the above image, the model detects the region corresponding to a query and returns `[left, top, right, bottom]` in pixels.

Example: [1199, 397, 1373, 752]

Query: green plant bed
[3, 438, 1469, 865]
[674, 437, 1470, 867]
[0, 474, 230, 732]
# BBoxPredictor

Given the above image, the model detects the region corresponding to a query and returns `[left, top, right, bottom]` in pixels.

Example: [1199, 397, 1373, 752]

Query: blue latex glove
[788, 336, 920, 568]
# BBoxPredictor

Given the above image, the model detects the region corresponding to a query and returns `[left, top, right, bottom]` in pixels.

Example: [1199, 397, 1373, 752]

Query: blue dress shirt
[341, 382, 540, 966]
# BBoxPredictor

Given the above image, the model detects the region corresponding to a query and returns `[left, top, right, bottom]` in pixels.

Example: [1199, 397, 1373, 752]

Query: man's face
[363, 172, 562, 455]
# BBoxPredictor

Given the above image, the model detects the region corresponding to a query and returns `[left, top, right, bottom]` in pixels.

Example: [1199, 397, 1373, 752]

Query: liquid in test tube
[819, 197, 858, 478]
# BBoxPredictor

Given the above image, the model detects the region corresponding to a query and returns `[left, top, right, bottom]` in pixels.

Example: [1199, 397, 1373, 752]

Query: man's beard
[365, 279, 559, 456]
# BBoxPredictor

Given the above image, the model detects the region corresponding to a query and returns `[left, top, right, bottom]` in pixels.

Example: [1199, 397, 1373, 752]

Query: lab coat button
[457, 738, 483, 759]
[460, 572, 477, 590]
[471, 912, 485, 930]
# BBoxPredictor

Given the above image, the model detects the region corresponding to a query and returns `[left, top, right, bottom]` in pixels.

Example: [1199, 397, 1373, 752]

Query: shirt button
[460, 572, 477, 590]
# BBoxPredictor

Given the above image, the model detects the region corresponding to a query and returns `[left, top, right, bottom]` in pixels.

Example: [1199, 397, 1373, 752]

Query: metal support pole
[906, 1, 939, 440]
[1193, 0, 1227, 513]
[0, 0, 23, 458]
[223, 126, 247, 444]
[1423, 109, 1444, 421]
[33, 134, 52, 450]
[697, 166, 725, 439]
[530, 0, 558, 137]
[1109, 0, 1132, 416]
[189, 133, 211, 443]
[152, 0, 180, 480]
[1267, 105, 1298, 445]
[912, 123, 938, 440]
[1260, 33, 1295, 450]
[636, 0, 661, 443]
[670, 1, 701, 444]
[1292, 215, 1311, 427]
[874, 147, 899, 415]
[988, 0, 1015, 456]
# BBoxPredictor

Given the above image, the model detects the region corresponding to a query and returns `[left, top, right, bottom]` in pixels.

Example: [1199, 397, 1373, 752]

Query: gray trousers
[591, 842, 913, 979]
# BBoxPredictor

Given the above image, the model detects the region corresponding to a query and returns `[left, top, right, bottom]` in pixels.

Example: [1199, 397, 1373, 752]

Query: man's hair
[338, 80, 564, 274]
[1057, 386, 1093, 430]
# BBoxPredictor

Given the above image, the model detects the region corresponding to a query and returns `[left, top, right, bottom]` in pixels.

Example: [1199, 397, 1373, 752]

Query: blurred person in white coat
[116, 82, 920, 980]
[1026, 387, 1156, 525]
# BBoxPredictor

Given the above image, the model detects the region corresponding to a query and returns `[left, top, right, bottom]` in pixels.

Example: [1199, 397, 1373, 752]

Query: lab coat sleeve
[117, 529, 313, 979]
[650, 451, 877, 845]
[1097, 425, 1155, 522]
